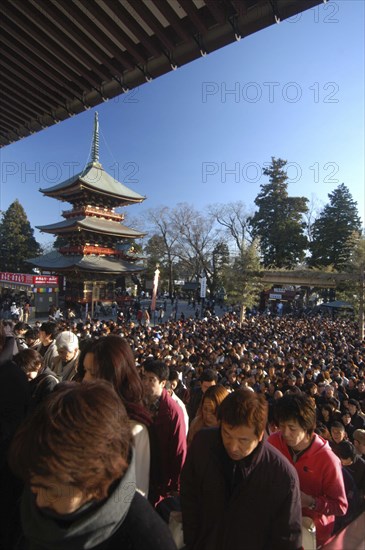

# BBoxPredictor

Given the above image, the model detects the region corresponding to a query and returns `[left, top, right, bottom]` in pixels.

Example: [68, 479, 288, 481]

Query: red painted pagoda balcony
[59, 245, 137, 258]
[62, 206, 124, 222]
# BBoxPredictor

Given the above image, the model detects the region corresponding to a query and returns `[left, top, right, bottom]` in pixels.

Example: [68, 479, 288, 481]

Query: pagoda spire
[90, 112, 102, 167]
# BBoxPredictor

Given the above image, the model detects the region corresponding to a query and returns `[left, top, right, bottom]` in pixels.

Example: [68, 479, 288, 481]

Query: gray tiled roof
[27, 250, 144, 274]
[37, 216, 146, 238]
[39, 163, 145, 204]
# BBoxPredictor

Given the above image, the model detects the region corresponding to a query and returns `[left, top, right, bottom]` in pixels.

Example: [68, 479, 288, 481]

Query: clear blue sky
[0, 0, 364, 246]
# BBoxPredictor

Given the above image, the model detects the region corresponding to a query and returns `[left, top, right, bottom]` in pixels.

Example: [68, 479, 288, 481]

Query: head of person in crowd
[142, 359, 169, 403]
[342, 410, 353, 426]
[55, 331, 79, 363]
[347, 399, 361, 416]
[82, 336, 145, 408]
[315, 423, 331, 441]
[9, 380, 132, 515]
[324, 384, 336, 399]
[347, 377, 357, 391]
[321, 404, 336, 424]
[200, 385, 229, 428]
[337, 440, 357, 466]
[168, 369, 181, 392]
[330, 421, 347, 444]
[200, 368, 218, 393]
[39, 322, 58, 346]
[14, 322, 29, 336]
[353, 429, 365, 456]
[24, 327, 40, 348]
[218, 389, 268, 461]
[305, 381, 318, 397]
[13, 349, 43, 381]
[274, 389, 283, 400]
[273, 393, 316, 452]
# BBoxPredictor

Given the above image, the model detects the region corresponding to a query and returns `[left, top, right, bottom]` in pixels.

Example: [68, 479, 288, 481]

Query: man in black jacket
[180, 390, 302, 550]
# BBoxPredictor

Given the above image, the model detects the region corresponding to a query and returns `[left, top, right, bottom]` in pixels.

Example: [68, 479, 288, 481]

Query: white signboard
[269, 293, 282, 300]
[200, 276, 207, 298]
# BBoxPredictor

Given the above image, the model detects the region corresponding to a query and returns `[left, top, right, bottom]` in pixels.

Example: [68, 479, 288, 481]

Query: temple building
[28, 113, 146, 310]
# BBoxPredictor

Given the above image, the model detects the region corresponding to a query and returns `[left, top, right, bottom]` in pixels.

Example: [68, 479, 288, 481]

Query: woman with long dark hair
[79, 336, 152, 497]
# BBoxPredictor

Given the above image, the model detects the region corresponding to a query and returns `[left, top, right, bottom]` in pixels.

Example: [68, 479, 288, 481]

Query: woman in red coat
[268, 393, 348, 547]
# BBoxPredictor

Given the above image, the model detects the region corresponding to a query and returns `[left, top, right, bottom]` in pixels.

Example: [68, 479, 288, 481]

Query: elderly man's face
[57, 347, 77, 362]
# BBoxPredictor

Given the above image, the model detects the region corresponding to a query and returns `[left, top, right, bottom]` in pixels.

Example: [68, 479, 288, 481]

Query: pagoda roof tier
[39, 163, 145, 206]
[27, 250, 144, 274]
[36, 217, 146, 238]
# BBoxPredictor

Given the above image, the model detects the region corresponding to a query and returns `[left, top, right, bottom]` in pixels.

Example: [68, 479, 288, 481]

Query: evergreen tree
[249, 158, 308, 267]
[309, 183, 362, 269]
[0, 200, 42, 272]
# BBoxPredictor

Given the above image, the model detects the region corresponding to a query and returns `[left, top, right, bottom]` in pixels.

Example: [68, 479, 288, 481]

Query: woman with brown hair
[187, 385, 229, 446]
[80, 335, 152, 497]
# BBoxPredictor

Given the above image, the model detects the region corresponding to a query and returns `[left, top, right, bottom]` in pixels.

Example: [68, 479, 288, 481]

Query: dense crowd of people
[1, 309, 365, 549]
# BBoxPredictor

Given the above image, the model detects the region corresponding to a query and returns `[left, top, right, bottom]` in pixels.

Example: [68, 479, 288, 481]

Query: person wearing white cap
[52, 331, 80, 381]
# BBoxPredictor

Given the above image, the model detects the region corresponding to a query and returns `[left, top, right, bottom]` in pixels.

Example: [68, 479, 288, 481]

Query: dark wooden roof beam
[127, 1, 177, 52]
[178, 0, 209, 34]
[152, 1, 191, 42]
[30, 0, 127, 77]
[225, 0, 247, 17]
[1, 15, 105, 90]
[9, 0, 112, 83]
[204, 0, 228, 24]
[1, 7, 82, 74]
[1, 77, 56, 117]
[76, 0, 148, 65]
[50, 0, 135, 70]
[101, 0, 161, 58]
[0, 108, 27, 127]
[0, 89, 42, 120]
[0, 39, 85, 99]
[0, 52, 75, 105]
[0, 23, 97, 92]
[0, 119, 19, 134]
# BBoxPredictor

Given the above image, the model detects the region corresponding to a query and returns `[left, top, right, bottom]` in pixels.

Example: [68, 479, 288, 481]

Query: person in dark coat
[8, 380, 177, 550]
[180, 390, 302, 550]
[0, 352, 30, 549]
[0, 320, 16, 366]
[13, 348, 59, 412]
[187, 368, 218, 422]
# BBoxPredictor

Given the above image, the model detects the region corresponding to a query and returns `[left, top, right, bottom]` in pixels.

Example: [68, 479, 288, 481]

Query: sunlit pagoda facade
[28, 113, 145, 308]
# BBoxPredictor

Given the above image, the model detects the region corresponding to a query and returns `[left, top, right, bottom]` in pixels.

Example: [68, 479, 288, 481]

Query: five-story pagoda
[28, 113, 146, 308]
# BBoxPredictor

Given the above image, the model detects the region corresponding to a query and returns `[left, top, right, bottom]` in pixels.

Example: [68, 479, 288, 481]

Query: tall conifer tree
[250, 158, 308, 267]
[0, 200, 42, 272]
[309, 183, 362, 269]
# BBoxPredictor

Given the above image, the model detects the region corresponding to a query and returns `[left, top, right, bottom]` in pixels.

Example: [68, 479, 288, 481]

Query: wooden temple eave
[43, 186, 144, 206]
